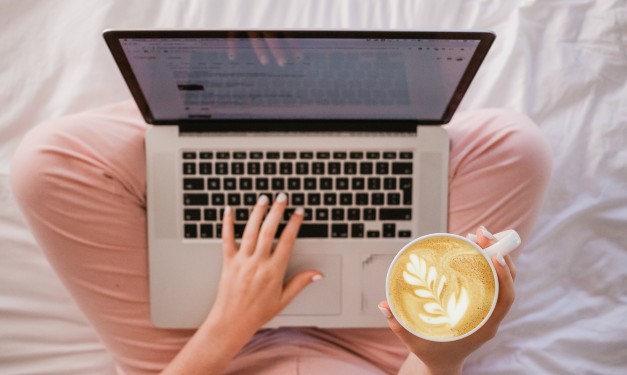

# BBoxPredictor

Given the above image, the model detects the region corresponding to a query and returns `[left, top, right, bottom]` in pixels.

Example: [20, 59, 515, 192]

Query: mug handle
[483, 230, 522, 258]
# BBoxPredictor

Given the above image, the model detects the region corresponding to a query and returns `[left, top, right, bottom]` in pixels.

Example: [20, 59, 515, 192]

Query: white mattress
[1, 1, 626, 374]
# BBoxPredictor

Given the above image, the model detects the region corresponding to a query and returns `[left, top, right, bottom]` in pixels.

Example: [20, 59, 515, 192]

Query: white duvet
[1, 1, 626, 374]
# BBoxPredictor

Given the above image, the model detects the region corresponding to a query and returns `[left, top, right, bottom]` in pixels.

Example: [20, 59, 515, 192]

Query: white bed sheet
[1, 1, 626, 374]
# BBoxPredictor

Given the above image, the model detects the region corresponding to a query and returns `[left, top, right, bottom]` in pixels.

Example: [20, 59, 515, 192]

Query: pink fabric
[10, 101, 552, 374]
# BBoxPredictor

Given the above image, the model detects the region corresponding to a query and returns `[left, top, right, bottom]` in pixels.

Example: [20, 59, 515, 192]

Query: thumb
[280, 271, 323, 308]
[378, 300, 419, 344]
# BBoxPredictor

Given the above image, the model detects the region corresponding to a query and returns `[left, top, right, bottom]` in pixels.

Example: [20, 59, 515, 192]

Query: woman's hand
[162, 193, 320, 374]
[379, 226, 517, 375]
[210, 193, 322, 334]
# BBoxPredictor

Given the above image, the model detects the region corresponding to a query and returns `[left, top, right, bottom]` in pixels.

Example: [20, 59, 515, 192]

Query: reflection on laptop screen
[119, 36, 482, 121]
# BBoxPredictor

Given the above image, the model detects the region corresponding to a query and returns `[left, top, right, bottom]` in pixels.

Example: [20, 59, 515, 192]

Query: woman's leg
[10, 101, 192, 374]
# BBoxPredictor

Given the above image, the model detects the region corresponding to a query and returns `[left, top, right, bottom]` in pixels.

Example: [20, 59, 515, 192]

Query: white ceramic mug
[386, 229, 521, 342]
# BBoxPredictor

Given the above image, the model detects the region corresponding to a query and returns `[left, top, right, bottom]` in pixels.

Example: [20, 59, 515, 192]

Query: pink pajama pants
[10, 101, 552, 374]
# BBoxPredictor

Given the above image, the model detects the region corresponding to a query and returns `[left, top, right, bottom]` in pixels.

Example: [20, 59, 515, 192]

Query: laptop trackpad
[280, 254, 341, 316]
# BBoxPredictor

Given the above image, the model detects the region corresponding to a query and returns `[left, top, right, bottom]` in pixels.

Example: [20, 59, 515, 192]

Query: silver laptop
[104, 29, 495, 329]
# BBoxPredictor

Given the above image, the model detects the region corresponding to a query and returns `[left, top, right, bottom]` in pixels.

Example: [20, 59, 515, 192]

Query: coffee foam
[388, 236, 496, 340]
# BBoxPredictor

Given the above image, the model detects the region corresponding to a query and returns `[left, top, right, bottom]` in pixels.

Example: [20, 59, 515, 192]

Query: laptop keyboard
[181, 150, 414, 239]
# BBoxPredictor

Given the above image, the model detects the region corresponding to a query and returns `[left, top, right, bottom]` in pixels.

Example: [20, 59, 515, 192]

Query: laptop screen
[104, 30, 494, 125]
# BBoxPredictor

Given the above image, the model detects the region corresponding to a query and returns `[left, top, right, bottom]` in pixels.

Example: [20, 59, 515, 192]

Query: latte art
[388, 236, 496, 340]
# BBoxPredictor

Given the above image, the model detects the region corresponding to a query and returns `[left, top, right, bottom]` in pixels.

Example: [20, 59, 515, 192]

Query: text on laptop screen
[119, 36, 482, 122]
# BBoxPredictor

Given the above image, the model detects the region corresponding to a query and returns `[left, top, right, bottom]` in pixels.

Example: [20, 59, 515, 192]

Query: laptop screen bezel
[103, 29, 495, 132]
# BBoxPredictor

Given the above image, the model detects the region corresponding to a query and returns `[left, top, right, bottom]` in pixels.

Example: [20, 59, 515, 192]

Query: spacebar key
[298, 224, 329, 238]
[379, 208, 412, 220]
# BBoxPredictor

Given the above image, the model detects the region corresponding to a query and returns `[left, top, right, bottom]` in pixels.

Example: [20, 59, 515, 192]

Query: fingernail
[378, 305, 391, 319]
[312, 274, 323, 282]
[276, 192, 287, 203]
[466, 233, 478, 243]
[295, 207, 304, 216]
[480, 226, 496, 241]
[257, 195, 269, 205]
[224, 206, 232, 215]
[497, 252, 507, 267]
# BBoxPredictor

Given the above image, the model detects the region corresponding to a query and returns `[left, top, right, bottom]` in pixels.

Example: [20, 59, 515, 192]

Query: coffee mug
[386, 230, 521, 342]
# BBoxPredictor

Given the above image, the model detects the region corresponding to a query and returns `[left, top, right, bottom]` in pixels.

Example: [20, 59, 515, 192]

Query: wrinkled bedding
[1, 1, 625, 374]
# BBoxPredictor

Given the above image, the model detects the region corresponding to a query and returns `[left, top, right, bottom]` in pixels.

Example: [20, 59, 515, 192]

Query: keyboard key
[328, 162, 341, 175]
[283, 151, 297, 159]
[235, 208, 249, 221]
[303, 208, 313, 221]
[227, 193, 241, 206]
[206, 178, 220, 190]
[224, 178, 237, 190]
[367, 230, 380, 238]
[339, 193, 353, 205]
[296, 162, 309, 175]
[344, 162, 357, 175]
[383, 152, 397, 159]
[271, 178, 285, 190]
[244, 193, 257, 206]
[216, 152, 230, 159]
[333, 152, 347, 159]
[184, 209, 201, 221]
[297, 224, 328, 238]
[316, 151, 330, 159]
[199, 152, 213, 159]
[200, 224, 213, 238]
[320, 178, 333, 190]
[184, 224, 198, 238]
[183, 178, 204, 190]
[331, 224, 349, 238]
[392, 162, 413, 175]
[184, 193, 208, 206]
[267, 151, 281, 159]
[384, 178, 397, 190]
[324, 193, 337, 205]
[211, 193, 225, 206]
[300, 151, 313, 159]
[264, 162, 277, 175]
[336, 178, 349, 190]
[349, 151, 364, 159]
[183, 162, 196, 175]
[233, 152, 247, 159]
[255, 178, 269, 190]
[239, 178, 253, 190]
[379, 208, 412, 220]
[250, 151, 263, 159]
[359, 162, 373, 175]
[356, 193, 369, 205]
[331, 208, 344, 220]
[182, 152, 197, 159]
[399, 152, 414, 159]
[308, 193, 321, 206]
[351, 177, 365, 190]
[347, 208, 360, 220]
[199, 163, 212, 175]
[288, 178, 301, 190]
[304, 178, 317, 190]
[215, 162, 228, 175]
[351, 223, 364, 238]
[399, 230, 412, 238]
[280, 162, 293, 175]
[312, 162, 325, 175]
[376, 162, 389, 175]
[372, 193, 385, 205]
[247, 162, 261, 175]
[366, 152, 380, 159]
[400, 178, 413, 205]
[231, 162, 245, 175]
[383, 223, 396, 238]
[204, 208, 217, 221]
[292, 193, 305, 205]
[387, 192, 401, 205]
[367, 177, 381, 190]
[315, 208, 329, 220]
[364, 208, 376, 220]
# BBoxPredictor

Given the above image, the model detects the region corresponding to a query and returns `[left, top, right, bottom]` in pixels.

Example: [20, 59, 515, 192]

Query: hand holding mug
[379, 227, 518, 373]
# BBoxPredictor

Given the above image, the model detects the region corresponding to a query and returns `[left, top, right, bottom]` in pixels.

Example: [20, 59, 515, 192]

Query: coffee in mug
[386, 230, 520, 341]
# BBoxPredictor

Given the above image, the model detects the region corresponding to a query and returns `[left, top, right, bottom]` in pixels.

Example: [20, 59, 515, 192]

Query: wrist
[422, 361, 464, 375]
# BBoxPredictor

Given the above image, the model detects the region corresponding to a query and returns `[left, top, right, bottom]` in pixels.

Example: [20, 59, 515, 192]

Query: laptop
[103, 29, 495, 329]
